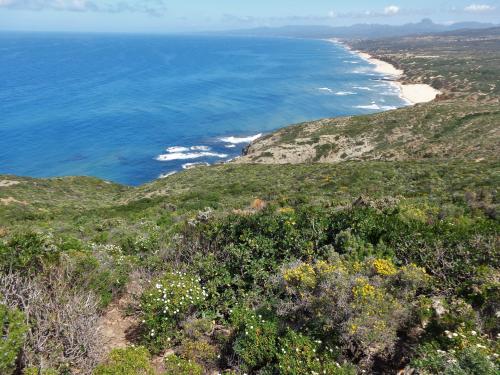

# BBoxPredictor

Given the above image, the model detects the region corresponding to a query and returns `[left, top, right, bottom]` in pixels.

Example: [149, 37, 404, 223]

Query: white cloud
[464, 4, 496, 12]
[0, 0, 168, 15]
[384, 5, 400, 15]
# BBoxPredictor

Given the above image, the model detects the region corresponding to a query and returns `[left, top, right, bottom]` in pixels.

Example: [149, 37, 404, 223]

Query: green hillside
[0, 29, 498, 375]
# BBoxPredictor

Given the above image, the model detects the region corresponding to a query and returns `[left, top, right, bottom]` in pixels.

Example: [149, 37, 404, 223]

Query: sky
[0, 0, 499, 33]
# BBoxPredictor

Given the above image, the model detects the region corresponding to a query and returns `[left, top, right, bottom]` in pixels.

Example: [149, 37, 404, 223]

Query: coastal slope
[0, 28, 499, 375]
[237, 28, 500, 165]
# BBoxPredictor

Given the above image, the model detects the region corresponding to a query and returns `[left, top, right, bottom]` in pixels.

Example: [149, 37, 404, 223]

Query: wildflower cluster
[90, 242, 123, 255]
[278, 257, 429, 364]
[282, 263, 316, 289]
[282, 260, 343, 292]
[352, 278, 378, 300]
[412, 326, 499, 374]
[141, 271, 206, 350]
[277, 330, 355, 375]
[371, 258, 397, 276]
[442, 326, 499, 359]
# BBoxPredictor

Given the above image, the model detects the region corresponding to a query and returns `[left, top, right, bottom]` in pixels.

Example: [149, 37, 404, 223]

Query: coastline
[328, 39, 441, 105]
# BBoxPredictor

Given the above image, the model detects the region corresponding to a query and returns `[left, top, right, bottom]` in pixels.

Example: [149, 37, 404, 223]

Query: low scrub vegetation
[0, 161, 498, 374]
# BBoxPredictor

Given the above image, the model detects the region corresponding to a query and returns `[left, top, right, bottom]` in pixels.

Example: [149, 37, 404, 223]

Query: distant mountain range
[212, 19, 498, 39]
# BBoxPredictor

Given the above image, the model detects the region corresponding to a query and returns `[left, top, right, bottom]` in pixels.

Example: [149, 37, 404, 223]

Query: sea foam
[156, 151, 228, 161]
[182, 162, 210, 169]
[166, 146, 190, 153]
[355, 103, 381, 110]
[335, 91, 356, 96]
[353, 86, 373, 91]
[220, 134, 262, 144]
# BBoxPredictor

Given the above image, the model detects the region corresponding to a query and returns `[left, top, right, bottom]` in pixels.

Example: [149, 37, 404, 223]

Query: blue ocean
[0, 33, 407, 185]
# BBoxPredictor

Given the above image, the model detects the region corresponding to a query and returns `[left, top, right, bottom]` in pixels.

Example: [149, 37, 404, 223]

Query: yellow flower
[283, 263, 316, 289]
[352, 278, 377, 299]
[372, 259, 397, 276]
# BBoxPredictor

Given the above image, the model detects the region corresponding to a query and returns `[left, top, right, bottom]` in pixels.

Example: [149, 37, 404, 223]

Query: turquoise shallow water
[0, 33, 407, 185]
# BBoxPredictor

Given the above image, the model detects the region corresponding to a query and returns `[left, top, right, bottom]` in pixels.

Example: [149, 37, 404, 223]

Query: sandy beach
[329, 39, 441, 105]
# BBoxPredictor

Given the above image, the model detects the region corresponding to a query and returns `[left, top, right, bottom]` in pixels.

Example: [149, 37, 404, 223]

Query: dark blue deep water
[0, 33, 407, 185]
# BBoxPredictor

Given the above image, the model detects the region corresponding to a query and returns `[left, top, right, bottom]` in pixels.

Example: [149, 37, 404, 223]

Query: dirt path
[97, 274, 143, 356]
[96, 273, 173, 374]
[97, 299, 139, 354]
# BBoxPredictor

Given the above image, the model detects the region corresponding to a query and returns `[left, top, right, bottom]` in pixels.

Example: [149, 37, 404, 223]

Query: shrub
[0, 271, 102, 373]
[164, 354, 203, 375]
[231, 307, 279, 372]
[141, 270, 206, 351]
[178, 339, 218, 368]
[334, 229, 376, 261]
[277, 330, 355, 375]
[181, 317, 215, 340]
[178, 207, 331, 312]
[67, 244, 132, 307]
[412, 337, 499, 375]
[190, 253, 238, 314]
[0, 303, 28, 375]
[118, 223, 160, 255]
[0, 232, 61, 274]
[277, 257, 430, 365]
[93, 347, 155, 375]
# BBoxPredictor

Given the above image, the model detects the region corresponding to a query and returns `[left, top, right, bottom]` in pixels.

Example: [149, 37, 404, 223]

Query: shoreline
[328, 38, 441, 105]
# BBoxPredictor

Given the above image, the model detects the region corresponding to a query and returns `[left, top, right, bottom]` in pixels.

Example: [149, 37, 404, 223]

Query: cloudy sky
[0, 0, 498, 33]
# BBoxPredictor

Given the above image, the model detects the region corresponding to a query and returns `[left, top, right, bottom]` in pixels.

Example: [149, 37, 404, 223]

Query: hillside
[238, 28, 500, 164]
[0, 28, 499, 375]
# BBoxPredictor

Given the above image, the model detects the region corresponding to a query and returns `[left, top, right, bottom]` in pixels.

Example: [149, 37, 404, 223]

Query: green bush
[0, 232, 61, 274]
[180, 207, 331, 312]
[141, 270, 206, 351]
[164, 354, 203, 375]
[67, 245, 131, 307]
[0, 303, 28, 375]
[277, 330, 355, 375]
[231, 307, 279, 371]
[178, 339, 218, 368]
[412, 341, 499, 374]
[93, 347, 155, 375]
